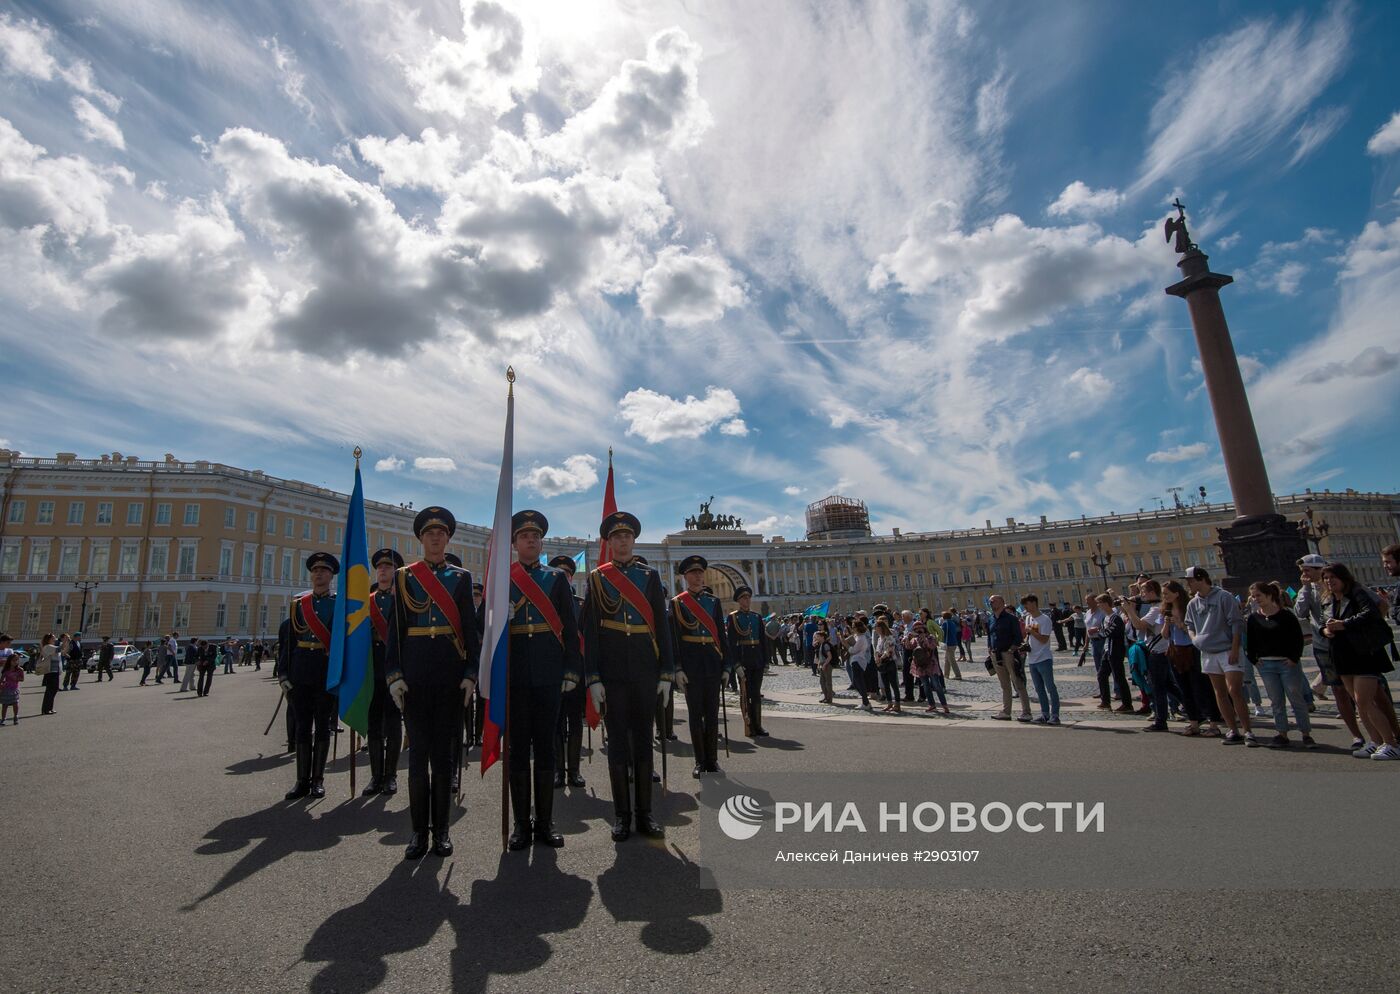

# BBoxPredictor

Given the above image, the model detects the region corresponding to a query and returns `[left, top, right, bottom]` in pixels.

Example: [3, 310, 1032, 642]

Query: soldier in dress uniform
[504, 511, 582, 850]
[386, 507, 480, 860]
[280, 552, 340, 800]
[550, 554, 587, 790]
[362, 548, 404, 796]
[274, 615, 296, 753]
[670, 556, 731, 777]
[581, 511, 675, 841]
[727, 585, 771, 738]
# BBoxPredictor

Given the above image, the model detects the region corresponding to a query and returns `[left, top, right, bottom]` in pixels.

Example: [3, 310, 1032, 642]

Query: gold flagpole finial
[353, 446, 362, 465]
[506, 365, 515, 397]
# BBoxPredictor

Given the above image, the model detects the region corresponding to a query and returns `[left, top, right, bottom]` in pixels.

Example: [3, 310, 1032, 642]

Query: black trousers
[556, 684, 585, 774]
[196, 667, 213, 696]
[602, 675, 656, 814]
[742, 664, 764, 732]
[901, 655, 915, 700]
[1097, 650, 1132, 706]
[140, 662, 152, 684]
[509, 681, 561, 791]
[403, 686, 460, 833]
[683, 671, 722, 769]
[366, 679, 402, 745]
[42, 672, 60, 713]
[288, 686, 336, 746]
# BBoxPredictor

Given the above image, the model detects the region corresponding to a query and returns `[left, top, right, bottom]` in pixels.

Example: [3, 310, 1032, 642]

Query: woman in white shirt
[873, 619, 903, 714]
[39, 633, 62, 715]
[843, 620, 873, 711]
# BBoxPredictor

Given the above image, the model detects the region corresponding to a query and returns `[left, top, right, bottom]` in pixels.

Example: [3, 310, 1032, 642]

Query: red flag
[586, 449, 615, 731]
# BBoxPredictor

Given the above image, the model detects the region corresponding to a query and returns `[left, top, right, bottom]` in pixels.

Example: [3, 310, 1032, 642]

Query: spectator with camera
[988, 595, 1032, 722]
[1020, 595, 1059, 725]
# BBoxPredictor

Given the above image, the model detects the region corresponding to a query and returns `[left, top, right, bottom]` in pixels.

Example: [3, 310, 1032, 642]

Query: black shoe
[611, 816, 632, 842]
[284, 780, 310, 800]
[692, 763, 704, 779]
[651, 771, 661, 783]
[382, 776, 398, 795]
[753, 729, 770, 737]
[508, 823, 533, 851]
[404, 832, 430, 860]
[361, 778, 382, 797]
[309, 779, 326, 799]
[635, 814, 664, 839]
[667, 733, 679, 741]
[535, 823, 565, 848]
[553, 770, 565, 789]
[568, 772, 585, 788]
[706, 763, 724, 776]
[431, 832, 453, 858]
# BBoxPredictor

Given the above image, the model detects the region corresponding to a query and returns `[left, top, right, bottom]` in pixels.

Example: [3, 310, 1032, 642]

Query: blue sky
[1, 0, 1397, 541]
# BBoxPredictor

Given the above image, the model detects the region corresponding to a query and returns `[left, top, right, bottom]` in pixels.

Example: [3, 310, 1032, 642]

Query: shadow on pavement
[224, 752, 293, 776]
[596, 843, 720, 956]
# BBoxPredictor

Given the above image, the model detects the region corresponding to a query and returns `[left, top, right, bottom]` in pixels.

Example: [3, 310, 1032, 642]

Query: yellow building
[1, 448, 1395, 640]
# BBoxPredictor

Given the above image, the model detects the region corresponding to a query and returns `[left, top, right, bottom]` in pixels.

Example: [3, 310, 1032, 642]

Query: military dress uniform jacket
[509, 561, 583, 689]
[582, 560, 675, 687]
[287, 591, 337, 688]
[670, 591, 730, 680]
[385, 561, 481, 691]
[369, 586, 394, 684]
[727, 610, 770, 670]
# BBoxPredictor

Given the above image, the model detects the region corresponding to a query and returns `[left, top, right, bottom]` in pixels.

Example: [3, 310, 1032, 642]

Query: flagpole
[499, 368, 514, 854]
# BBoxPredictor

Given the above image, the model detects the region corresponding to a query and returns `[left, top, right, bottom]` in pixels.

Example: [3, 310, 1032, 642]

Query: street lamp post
[1296, 504, 1330, 557]
[74, 579, 99, 633]
[1090, 540, 1113, 594]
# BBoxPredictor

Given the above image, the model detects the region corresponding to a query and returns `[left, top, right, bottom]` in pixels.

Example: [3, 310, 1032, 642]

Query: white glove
[279, 679, 293, 694]
[562, 677, 578, 693]
[657, 680, 672, 706]
[589, 683, 606, 714]
[673, 669, 689, 692]
[389, 678, 407, 711]
[461, 677, 476, 705]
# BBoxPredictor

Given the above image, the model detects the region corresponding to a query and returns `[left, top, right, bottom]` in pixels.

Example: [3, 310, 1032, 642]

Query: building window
[95, 502, 112, 525]
[53, 604, 71, 630]
[5, 500, 23, 524]
[178, 544, 197, 575]
[23, 605, 40, 636]
[1133, 555, 1145, 572]
[1151, 553, 1163, 571]
[945, 570, 954, 585]
[219, 547, 232, 577]
[90, 544, 110, 576]
[267, 513, 277, 534]
[86, 605, 102, 630]
[1051, 563, 1061, 578]
[238, 603, 249, 629]
[115, 603, 132, 633]
[993, 567, 1004, 583]
[242, 549, 254, 577]
[144, 604, 161, 631]
[259, 604, 268, 630]
[1, 542, 20, 575]
[246, 511, 257, 532]
[1019, 546, 1027, 557]
[1171, 553, 1182, 570]
[224, 507, 235, 528]
[263, 550, 273, 578]
[959, 550, 967, 561]
[1077, 540, 1086, 551]
[302, 521, 311, 541]
[37, 500, 54, 524]
[1048, 543, 1056, 553]
[977, 568, 986, 583]
[183, 504, 199, 526]
[156, 503, 172, 525]
[67, 501, 84, 525]
[1008, 566, 1018, 581]
[148, 545, 167, 575]
[174, 603, 191, 629]
[961, 568, 971, 583]
[904, 573, 912, 589]
[1065, 561, 1075, 576]
[1037, 565, 1047, 580]
[1184, 529, 1194, 539]
[914, 553, 922, 564]
[29, 545, 50, 576]
[1148, 533, 1158, 544]
[282, 551, 293, 581]
[319, 523, 328, 543]
[215, 602, 227, 629]
[127, 503, 143, 525]
[1130, 535, 1140, 545]
[285, 518, 294, 538]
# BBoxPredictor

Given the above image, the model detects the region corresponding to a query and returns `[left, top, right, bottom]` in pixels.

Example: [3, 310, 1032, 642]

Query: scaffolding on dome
[805, 494, 871, 540]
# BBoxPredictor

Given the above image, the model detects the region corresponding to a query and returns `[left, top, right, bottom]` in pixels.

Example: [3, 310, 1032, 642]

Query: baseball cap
[1182, 565, 1210, 581]
[1296, 553, 1327, 568]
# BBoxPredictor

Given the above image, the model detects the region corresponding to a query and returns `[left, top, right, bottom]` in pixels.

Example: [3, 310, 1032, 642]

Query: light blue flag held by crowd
[804, 601, 830, 618]
[327, 449, 373, 740]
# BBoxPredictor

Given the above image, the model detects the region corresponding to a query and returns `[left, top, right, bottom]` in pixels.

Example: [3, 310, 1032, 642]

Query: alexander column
[1164, 199, 1306, 591]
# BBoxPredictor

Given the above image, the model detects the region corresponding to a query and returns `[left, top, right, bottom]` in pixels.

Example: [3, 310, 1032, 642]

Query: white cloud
[356, 127, 467, 194]
[1067, 451, 1082, 461]
[637, 244, 744, 326]
[719, 418, 748, 436]
[1067, 367, 1110, 395]
[1047, 181, 1123, 218]
[617, 385, 743, 443]
[1288, 106, 1346, 166]
[1132, 5, 1350, 195]
[0, 13, 57, 80]
[413, 457, 457, 472]
[1269, 261, 1306, 296]
[871, 212, 1170, 341]
[374, 455, 405, 472]
[783, 485, 804, 496]
[520, 453, 600, 496]
[406, 0, 540, 120]
[1366, 110, 1400, 156]
[260, 36, 313, 119]
[1147, 443, 1209, 464]
[71, 96, 125, 149]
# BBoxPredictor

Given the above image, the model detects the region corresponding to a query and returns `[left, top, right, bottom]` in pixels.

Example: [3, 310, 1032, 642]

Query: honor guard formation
[276, 505, 777, 858]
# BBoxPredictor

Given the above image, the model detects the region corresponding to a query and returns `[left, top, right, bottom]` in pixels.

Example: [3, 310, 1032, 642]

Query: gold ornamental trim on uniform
[509, 623, 554, 636]
[600, 619, 652, 636]
[680, 634, 717, 644]
[736, 639, 760, 646]
[295, 640, 322, 649]
[406, 625, 457, 638]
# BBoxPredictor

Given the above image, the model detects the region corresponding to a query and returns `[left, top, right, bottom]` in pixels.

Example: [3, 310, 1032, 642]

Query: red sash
[510, 562, 564, 645]
[369, 592, 389, 643]
[407, 560, 464, 648]
[297, 593, 332, 650]
[597, 562, 656, 634]
[676, 591, 723, 654]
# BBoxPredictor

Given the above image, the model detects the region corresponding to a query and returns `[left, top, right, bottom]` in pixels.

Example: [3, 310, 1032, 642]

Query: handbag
[1166, 642, 1194, 675]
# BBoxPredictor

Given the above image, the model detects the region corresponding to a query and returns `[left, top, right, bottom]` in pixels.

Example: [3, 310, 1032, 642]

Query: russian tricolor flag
[477, 371, 514, 775]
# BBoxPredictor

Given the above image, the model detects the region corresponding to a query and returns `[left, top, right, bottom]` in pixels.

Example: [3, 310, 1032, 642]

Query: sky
[1, 0, 1398, 542]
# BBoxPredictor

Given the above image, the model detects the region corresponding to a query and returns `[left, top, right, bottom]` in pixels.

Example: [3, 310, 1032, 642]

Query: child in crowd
[1, 653, 23, 725]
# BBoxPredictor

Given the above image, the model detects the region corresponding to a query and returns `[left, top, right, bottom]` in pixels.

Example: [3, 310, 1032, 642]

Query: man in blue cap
[386, 507, 480, 860]
[581, 511, 675, 841]
[549, 554, 587, 790]
[727, 584, 770, 737]
[504, 510, 582, 849]
[281, 551, 340, 800]
[361, 547, 404, 796]
[671, 556, 731, 776]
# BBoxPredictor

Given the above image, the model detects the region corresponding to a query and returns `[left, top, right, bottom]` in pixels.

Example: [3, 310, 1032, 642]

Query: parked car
[85, 644, 143, 672]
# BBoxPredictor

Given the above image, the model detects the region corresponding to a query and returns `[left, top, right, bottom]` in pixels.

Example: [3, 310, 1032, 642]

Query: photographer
[1122, 580, 1175, 733]
[988, 595, 1032, 722]
[1094, 593, 1133, 711]
[1021, 595, 1059, 724]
